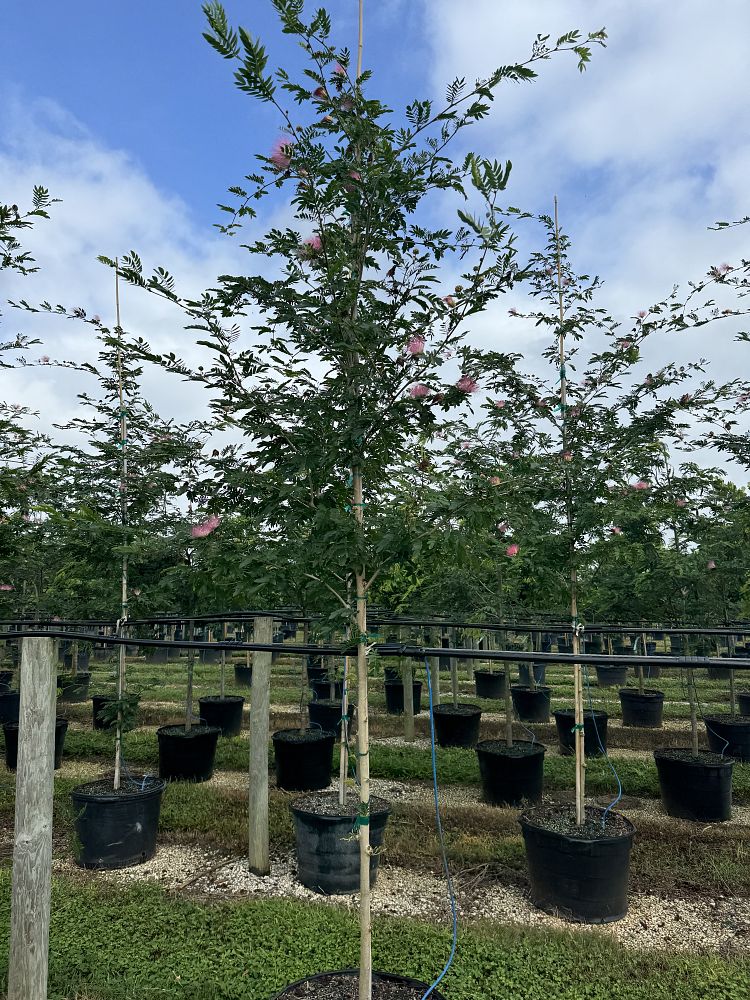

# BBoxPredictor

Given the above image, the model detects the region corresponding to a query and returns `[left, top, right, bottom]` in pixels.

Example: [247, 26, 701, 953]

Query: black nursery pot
[654, 747, 733, 821]
[156, 724, 221, 782]
[71, 776, 165, 869]
[511, 685, 551, 723]
[234, 663, 253, 688]
[595, 664, 628, 687]
[198, 695, 245, 737]
[200, 647, 223, 664]
[4, 718, 68, 770]
[476, 739, 546, 806]
[519, 805, 635, 924]
[272, 727, 335, 791]
[273, 971, 446, 1000]
[58, 672, 91, 703]
[432, 704, 482, 748]
[518, 662, 547, 686]
[619, 689, 664, 728]
[308, 699, 356, 735]
[63, 651, 90, 671]
[554, 708, 608, 757]
[306, 665, 328, 686]
[384, 680, 422, 716]
[474, 670, 506, 700]
[311, 678, 344, 702]
[739, 692, 750, 715]
[0, 691, 20, 725]
[637, 662, 662, 680]
[383, 666, 401, 682]
[146, 647, 170, 664]
[708, 666, 732, 681]
[704, 714, 750, 763]
[290, 794, 391, 895]
[0, 670, 14, 693]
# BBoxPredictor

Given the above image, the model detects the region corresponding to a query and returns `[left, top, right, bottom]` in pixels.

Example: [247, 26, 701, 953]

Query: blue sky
[2, 0, 429, 229]
[2, 0, 749, 465]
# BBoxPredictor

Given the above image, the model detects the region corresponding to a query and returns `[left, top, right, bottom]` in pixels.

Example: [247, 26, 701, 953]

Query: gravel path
[54, 842, 750, 955]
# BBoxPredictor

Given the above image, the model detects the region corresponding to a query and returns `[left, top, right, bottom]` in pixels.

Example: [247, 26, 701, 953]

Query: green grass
[0, 874, 748, 999]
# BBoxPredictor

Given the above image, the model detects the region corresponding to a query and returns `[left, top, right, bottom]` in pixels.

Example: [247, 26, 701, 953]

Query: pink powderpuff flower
[505, 543, 520, 557]
[456, 374, 478, 393]
[313, 86, 328, 101]
[406, 336, 425, 356]
[0, 584, 14, 591]
[636, 310, 647, 319]
[409, 383, 430, 399]
[494, 399, 506, 409]
[680, 393, 692, 405]
[443, 295, 457, 307]
[632, 480, 650, 490]
[191, 514, 221, 539]
[675, 499, 687, 508]
[562, 451, 573, 462]
[490, 476, 501, 486]
[617, 338, 632, 349]
[40, 355, 50, 364]
[508, 307, 519, 316]
[460, 440, 471, 450]
[610, 526, 622, 535]
[92, 314, 102, 324]
[269, 136, 293, 171]
[302, 234, 322, 254]
[496, 521, 509, 535]
[707, 559, 717, 570]
[334, 62, 347, 77]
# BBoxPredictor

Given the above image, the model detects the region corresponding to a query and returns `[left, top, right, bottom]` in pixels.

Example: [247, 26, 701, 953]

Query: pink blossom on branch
[191, 514, 221, 539]
[0, 584, 14, 591]
[442, 295, 457, 308]
[269, 136, 293, 171]
[409, 383, 430, 399]
[456, 374, 478, 393]
[562, 451, 573, 462]
[610, 526, 622, 535]
[505, 543, 519, 558]
[496, 522, 509, 535]
[406, 335, 425, 356]
[460, 440, 471, 450]
[490, 476, 501, 486]
[707, 559, 717, 570]
[675, 499, 687, 508]
[632, 480, 650, 491]
[493, 399, 506, 409]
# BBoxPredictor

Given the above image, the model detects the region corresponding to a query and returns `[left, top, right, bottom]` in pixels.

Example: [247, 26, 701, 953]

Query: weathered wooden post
[8, 636, 56, 1000]
[248, 615, 273, 874]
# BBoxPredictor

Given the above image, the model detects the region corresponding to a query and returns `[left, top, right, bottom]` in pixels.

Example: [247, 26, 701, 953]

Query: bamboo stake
[429, 627, 441, 708]
[450, 626, 459, 707]
[639, 631, 646, 696]
[339, 652, 350, 806]
[554, 196, 585, 826]
[688, 671, 699, 758]
[114, 261, 128, 791]
[185, 619, 195, 733]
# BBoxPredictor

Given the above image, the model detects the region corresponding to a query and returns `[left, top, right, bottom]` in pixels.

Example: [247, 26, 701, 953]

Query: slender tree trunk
[638, 631, 646, 696]
[114, 261, 128, 791]
[503, 626, 513, 746]
[71, 641, 78, 678]
[730, 669, 736, 716]
[688, 671, 699, 758]
[450, 627, 459, 708]
[220, 621, 226, 699]
[339, 653, 350, 806]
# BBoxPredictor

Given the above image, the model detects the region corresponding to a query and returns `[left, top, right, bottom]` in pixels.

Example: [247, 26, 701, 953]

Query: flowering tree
[109, 2, 606, 993]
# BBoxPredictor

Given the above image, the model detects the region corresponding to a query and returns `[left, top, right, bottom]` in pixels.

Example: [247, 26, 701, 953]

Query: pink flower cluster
[0, 584, 14, 592]
[270, 136, 293, 171]
[406, 336, 425, 356]
[409, 383, 430, 399]
[632, 480, 650, 491]
[191, 514, 221, 539]
[505, 543, 519, 558]
[456, 375, 478, 394]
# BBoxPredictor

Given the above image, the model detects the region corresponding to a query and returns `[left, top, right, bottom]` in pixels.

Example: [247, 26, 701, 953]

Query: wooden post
[8, 637, 56, 1000]
[402, 626, 415, 742]
[450, 627, 459, 707]
[248, 615, 273, 875]
[429, 628, 441, 707]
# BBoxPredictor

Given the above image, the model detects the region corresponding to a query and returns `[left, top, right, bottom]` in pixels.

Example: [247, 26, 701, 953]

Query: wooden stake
[402, 626, 415, 742]
[248, 615, 273, 874]
[8, 637, 56, 1000]
[114, 260, 129, 791]
[450, 627, 459, 707]
[339, 653, 350, 806]
[429, 627, 441, 708]
[220, 621, 227, 699]
[185, 619, 195, 733]
[688, 671, 699, 758]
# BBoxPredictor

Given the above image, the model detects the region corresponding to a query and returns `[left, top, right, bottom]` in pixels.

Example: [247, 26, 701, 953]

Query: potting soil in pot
[274, 972, 446, 1000]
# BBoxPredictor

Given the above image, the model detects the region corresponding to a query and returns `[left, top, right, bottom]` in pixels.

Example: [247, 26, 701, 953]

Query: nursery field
[1, 636, 750, 999]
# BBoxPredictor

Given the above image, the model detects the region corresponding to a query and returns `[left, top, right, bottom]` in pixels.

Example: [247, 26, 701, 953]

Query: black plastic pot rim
[653, 747, 735, 767]
[432, 703, 482, 714]
[619, 688, 665, 699]
[511, 685, 551, 694]
[703, 714, 750, 725]
[273, 970, 444, 999]
[476, 738, 546, 757]
[272, 727, 336, 742]
[290, 799, 392, 824]
[198, 695, 245, 704]
[553, 708, 608, 719]
[71, 777, 165, 803]
[519, 807, 635, 845]
[156, 725, 222, 739]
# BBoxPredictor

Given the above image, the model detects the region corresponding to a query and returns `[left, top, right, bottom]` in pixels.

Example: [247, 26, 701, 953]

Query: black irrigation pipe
[6, 631, 750, 670]
[370, 617, 750, 637]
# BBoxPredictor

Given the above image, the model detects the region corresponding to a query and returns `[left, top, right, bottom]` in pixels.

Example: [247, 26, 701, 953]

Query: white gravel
[57, 842, 750, 954]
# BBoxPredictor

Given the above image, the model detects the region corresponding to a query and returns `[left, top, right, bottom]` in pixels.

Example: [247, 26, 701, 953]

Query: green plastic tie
[571, 723, 585, 733]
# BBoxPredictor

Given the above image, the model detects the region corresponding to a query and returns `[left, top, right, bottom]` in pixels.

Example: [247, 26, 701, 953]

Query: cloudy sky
[2, 0, 748, 469]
